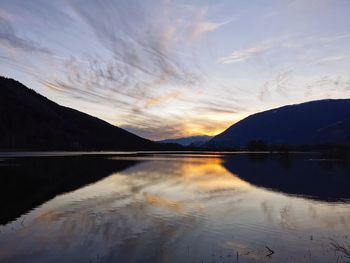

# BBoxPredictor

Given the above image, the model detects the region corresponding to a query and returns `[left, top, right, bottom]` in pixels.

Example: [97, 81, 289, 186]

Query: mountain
[206, 99, 350, 149]
[158, 135, 213, 146]
[0, 76, 157, 151]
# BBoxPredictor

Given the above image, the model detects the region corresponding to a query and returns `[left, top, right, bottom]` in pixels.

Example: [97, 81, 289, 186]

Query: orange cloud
[144, 90, 184, 108]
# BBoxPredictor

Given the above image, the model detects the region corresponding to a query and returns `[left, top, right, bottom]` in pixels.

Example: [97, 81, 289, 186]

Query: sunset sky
[0, 0, 349, 140]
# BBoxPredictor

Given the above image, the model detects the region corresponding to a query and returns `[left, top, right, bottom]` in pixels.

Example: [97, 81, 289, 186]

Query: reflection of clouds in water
[307, 204, 350, 232]
[308, 204, 319, 220]
[0, 156, 349, 262]
[279, 205, 298, 230]
[142, 192, 187, 213]
[260, 200, 350, 233]
[261, 200, 275, 223]
[0, 157, 249, 261]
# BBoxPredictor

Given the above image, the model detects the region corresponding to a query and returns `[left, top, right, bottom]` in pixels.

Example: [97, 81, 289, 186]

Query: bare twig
[265, 246, 275, 257]
[330, 240, 350, 259]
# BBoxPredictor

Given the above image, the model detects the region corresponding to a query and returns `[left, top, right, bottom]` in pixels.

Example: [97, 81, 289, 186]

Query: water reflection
[0, 155, 138, 224]
[224, 153, 350, 201]
[0, 154, 349, 263]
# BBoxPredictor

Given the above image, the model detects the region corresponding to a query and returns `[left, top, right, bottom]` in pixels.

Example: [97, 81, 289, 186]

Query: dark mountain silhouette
[223, 154, 350, 202]
[158, 135, 213, 146]
[0, 76, 157, 151]
[206, 99, 350, 149]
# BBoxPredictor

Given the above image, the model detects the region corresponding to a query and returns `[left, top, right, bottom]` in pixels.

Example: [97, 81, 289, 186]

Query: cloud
[219, 45, 271, 64]
[68, 0, 201, 83]
[33, 0, 231, 138]
[303, 74, 350, 97]
[257, 70, 294, 100]
[310, 55, 348, 66]
[188, 7, 230, 41]
[121, 122, 187, 141]
[318, 33, 350, 43]
[218, 32, 350, 65]
[1, 0, 241, 140]
[0, 14, 50, 54]
[192, 21, 225, 36]
[51, 0, 206, 108]
[144, 90, 184, 108]
[3, 0, 350, 141]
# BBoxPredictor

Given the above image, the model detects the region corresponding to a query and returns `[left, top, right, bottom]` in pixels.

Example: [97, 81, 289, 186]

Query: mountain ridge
[0, 76, 157, 151]
[206, 99, 350, 149]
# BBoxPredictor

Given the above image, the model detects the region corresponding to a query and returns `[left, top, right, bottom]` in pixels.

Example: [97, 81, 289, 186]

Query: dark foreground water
[0, 152, 349, 263]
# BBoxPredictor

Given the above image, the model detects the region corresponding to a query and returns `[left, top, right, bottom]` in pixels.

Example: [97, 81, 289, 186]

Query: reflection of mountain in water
[0, 156, 138, 224]
[0, 155, 349, 263]
[223, 154, 350, 202]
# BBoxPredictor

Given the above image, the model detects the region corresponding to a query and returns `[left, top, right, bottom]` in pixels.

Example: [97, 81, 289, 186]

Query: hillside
[206, 99, 350, 149]
[0, 77, 156, 150]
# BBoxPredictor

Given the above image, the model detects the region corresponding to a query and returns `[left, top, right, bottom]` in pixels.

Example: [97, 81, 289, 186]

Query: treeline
[191, 140, 350, 158]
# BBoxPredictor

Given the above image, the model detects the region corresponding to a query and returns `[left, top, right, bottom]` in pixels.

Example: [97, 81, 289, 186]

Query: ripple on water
[0, 154, 349, 263]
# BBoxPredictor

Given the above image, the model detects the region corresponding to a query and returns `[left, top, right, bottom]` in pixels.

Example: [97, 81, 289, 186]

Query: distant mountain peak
[158, 135, 213, 147]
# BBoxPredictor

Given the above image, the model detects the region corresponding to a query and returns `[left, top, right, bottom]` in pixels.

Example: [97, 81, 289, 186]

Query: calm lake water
[0, 153, 349, 263]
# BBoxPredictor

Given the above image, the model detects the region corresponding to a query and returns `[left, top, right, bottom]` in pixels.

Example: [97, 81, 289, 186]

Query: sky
[0, 0, 350, 140]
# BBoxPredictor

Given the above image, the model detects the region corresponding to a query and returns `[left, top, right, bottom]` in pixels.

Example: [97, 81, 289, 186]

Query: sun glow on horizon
[1, 0, 349, 140]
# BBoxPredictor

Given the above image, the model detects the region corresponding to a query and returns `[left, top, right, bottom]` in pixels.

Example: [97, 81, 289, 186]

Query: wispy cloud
[0, 14, 50, 54]
[1, 0, 350, 140]
[310, 55, 348, 66]
[67, 0, 219, 83]
[62, 0, 205, 97]
[32, 0, 232, 139]
[219, 32, 350, 65]
[219, 44, 271, 64]
[218, 34, 300, 65]
[187, 7, 231, 41]
[121, 115, 233, 140]
[258, 70, 294, 101]
[144, 90, 184, 109]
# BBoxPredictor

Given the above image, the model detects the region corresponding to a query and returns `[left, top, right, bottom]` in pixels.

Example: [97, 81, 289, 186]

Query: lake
[0, 152, 349, 262]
